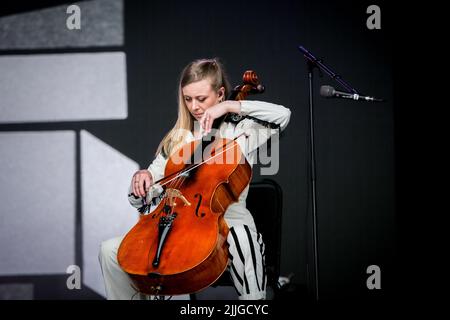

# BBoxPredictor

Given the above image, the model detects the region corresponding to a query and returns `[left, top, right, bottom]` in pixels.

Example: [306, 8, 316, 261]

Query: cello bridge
[165, 188, 191, 207]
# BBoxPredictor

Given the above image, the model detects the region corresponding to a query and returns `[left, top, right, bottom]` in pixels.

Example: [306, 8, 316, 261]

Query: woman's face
[182, 78, 224, 121]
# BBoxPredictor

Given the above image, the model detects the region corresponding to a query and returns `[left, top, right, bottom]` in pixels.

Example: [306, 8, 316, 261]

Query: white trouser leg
[227, 225, 266, 300]
[99, 236, 142, 300]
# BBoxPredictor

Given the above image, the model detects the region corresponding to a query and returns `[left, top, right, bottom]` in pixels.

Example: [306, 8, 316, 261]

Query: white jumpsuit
[99, 100, 291, 300]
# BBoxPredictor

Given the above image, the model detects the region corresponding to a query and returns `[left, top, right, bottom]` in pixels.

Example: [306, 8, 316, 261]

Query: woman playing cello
[99, 58, 291, 300]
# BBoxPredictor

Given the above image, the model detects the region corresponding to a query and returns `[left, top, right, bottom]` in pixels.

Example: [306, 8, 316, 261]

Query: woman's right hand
[132, 169, 153, 198]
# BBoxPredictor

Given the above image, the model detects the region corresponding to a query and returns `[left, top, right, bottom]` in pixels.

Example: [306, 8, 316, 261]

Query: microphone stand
[297, 45, 359, 302]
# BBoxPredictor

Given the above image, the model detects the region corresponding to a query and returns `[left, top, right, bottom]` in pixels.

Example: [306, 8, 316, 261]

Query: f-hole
[194, 193, 206, 218]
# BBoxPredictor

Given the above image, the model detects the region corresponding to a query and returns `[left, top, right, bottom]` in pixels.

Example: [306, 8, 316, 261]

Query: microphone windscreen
[320, 85, 335, 97]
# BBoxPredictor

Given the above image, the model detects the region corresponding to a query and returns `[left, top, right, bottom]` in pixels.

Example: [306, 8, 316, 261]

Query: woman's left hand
[199, 101, 241, 134]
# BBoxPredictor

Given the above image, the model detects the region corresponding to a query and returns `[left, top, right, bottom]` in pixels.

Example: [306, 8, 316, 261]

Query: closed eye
[184, 96, 207, 102]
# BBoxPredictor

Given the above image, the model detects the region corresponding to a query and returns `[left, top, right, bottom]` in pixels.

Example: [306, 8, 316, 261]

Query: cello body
[117, 137, 252, 295]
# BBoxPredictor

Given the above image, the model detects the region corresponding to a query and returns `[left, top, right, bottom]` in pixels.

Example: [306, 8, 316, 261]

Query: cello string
[155, 132, 247, 189]
[154, 133, 242, 187]
[159, 141, 235, 189]
[147, 132, 247, 208]
[165, 138, 200, 192]
[170, 137, 211, 192]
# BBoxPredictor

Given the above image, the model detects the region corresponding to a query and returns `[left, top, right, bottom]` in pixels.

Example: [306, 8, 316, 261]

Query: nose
[192, 100, 201, 111]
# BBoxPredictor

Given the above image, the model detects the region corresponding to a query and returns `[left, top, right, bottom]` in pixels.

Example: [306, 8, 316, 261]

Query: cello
[117, 71, 264, 296]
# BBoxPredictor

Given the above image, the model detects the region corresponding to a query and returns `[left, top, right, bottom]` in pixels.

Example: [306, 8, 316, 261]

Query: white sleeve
[127, 152, 167, 210]
[238, 100, 291, 154]
[147, 152, 167, 182]
[239, 100, 291, 131]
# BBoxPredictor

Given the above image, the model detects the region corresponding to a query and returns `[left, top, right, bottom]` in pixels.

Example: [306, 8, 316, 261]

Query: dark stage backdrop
[0, 0, 394, 301]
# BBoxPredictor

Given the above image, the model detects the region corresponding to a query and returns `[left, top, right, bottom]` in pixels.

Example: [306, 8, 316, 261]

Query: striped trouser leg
[227, 224, 267, 300]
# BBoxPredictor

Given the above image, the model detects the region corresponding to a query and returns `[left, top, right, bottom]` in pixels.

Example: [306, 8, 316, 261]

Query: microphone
[320, 85, 384, 102]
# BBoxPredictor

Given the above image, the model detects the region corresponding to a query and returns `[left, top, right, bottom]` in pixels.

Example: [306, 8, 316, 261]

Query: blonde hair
[156, 58, 231, 158]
